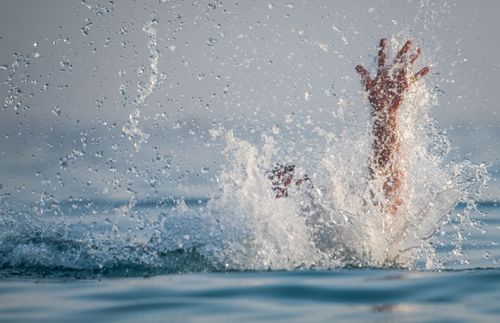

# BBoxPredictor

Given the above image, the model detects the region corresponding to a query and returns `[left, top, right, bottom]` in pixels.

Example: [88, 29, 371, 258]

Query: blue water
[1, 203, 499, 322]
[2, 269, 500, 322]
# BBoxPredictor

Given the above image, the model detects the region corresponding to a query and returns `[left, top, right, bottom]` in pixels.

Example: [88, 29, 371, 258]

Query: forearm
[371, 112, 400, 173]
[370, 109, 404, 214]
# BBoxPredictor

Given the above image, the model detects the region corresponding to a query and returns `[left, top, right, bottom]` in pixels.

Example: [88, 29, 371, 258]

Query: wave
[0, 32, 491, 277]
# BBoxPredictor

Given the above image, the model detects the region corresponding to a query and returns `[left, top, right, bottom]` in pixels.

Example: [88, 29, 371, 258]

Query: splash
[207, 61, 488, 270]
[122, 20, 160, 151]
[204, 132, 320, 270]
[0, 65, 488, 276]
[0, 30, 490, 277]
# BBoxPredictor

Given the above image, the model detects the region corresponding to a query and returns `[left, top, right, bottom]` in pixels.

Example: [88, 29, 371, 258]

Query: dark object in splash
[267, 164, 310, 198]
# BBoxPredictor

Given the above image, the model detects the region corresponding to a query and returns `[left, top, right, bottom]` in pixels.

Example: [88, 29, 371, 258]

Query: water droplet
[52, 106, 61, 117]
[4, 96, 14, 105]
[207, 38, 217, 47]
[95, 97, 106, 108]
[119, 84, 126, 95]
[59, 159, 68, 169]
[81, 19, 93, 36]
[60, 59, 72, 71]
[137, 65, 146, 75]
[82, 0, 115, 17]
[318, 42, 329, 52]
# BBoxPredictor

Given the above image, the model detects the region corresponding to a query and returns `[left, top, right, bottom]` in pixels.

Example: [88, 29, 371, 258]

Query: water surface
[1, 203, 499, 322]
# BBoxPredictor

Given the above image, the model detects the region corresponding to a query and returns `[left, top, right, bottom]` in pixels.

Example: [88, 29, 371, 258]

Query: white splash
[122, 20, 160, 151]
[206, 131, 320, 270]
[207, 75, 488, 270]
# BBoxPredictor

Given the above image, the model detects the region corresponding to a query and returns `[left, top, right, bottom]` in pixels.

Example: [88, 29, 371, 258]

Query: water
[0, 37, 496, 319]
[1, 203, 499, 322]
[2, 269, 500, 323]
[1, 1, 499, 321]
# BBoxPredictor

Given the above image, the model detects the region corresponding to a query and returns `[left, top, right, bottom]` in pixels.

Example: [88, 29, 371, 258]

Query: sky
[0, 0, 499, 204]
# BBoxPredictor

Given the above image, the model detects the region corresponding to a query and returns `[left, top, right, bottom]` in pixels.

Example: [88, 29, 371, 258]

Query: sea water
[1, 1, 499, 322]
[2, 109, 497, 321]
[1, 202, 499, 322]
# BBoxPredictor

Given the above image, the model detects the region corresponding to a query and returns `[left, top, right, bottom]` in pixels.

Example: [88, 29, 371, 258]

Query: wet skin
[270, 38, 430, 215]
[356, 38, 430, 214]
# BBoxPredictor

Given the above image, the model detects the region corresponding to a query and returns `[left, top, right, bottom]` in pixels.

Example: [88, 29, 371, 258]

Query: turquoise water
[1, 203, 499, 322]
[2, 269, 500, 322]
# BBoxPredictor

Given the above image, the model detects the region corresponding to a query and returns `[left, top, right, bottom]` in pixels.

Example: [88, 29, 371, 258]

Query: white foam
[208, 64, 488, 270]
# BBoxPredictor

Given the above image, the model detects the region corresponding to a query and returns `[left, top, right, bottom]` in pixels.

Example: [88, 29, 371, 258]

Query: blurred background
[0, 0, 498, 205]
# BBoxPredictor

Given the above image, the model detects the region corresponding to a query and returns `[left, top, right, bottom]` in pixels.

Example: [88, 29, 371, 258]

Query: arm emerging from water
[269, 38, 430, 211]
[356, 39, 430, 214]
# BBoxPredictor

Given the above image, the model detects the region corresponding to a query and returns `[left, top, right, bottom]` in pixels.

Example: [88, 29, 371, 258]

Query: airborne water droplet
[60, 59, 72, 71]
[81, 19, 93, 36]
[52, 106, 61, 117]
[207, 38, 217, 47]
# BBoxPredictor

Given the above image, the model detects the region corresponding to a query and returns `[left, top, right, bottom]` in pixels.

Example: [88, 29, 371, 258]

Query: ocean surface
[1, 2, 499, 322]
[1, 202, 499, 322]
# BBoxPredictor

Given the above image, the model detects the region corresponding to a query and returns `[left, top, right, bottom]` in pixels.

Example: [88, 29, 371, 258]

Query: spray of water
[205, 51, 489, 269]
[122, 20, 160, 151]
[0, 16, 490, 275]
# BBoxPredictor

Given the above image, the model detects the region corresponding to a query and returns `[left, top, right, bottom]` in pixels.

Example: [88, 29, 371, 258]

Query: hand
[268, 164, 310, 198]
[355, 39, 430, 113]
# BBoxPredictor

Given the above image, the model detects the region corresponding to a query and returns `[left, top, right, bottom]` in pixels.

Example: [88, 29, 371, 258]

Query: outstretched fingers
[414, 66, 430, 80]
[378, 38, 388, 68]
[409, 47, 422, 65]
[410, 66, 431, 86]
[355, 65, 373, 90]
[394, 40, 412, 64]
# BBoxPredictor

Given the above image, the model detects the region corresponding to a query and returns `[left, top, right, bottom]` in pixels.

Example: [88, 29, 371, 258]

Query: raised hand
[355, 39, 430, 113]
[356, 38, 430, 215]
